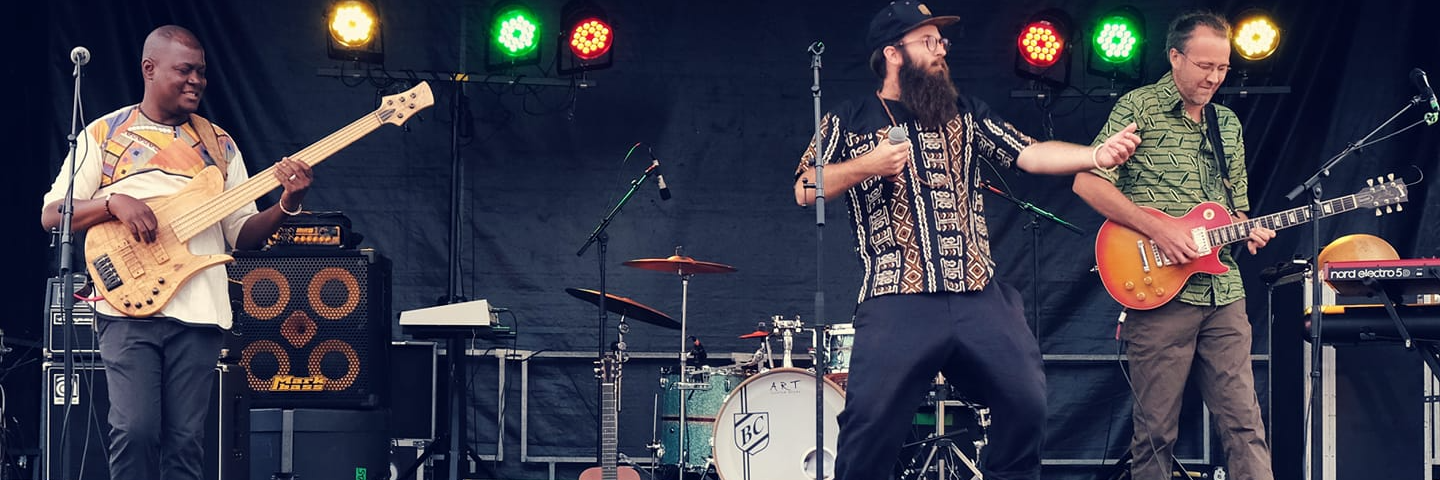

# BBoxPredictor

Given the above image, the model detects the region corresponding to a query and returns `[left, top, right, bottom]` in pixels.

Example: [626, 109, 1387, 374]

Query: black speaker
[44, 274, 98, 357]
[226, 249, 392, 409]
[248, 408, 388, 480]
[40, 362, 248, 480]
[387, 341, 437, 440]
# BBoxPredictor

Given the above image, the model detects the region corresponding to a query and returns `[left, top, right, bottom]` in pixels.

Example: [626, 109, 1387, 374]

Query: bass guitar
[85, 82, 433, 317]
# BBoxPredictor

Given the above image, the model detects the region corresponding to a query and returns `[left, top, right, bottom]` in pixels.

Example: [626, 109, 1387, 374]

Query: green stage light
[1087, 6, 1145, 82]
[487, 1, 541, 69]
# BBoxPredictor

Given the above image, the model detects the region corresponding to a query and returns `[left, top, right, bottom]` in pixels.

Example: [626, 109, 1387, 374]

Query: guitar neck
[171, 112, 387, 241]
[1206, 194, 1359, 248]
[600, 379, 619, 477]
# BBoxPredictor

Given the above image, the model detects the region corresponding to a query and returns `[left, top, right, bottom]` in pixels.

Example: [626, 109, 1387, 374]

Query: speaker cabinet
[40, 362, 248, 480]
[226, 249, 392, 409]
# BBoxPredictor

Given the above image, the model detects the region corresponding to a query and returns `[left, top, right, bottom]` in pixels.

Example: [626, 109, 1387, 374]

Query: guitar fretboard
[1205, 195, 1359, 248]
[600, 379, 618, 477]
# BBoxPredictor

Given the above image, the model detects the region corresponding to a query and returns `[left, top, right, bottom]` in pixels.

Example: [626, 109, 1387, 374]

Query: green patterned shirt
[1089, 72, 1250, 307]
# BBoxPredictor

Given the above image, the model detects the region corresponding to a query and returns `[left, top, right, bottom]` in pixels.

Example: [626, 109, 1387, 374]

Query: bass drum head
[711, 367, 845, 480]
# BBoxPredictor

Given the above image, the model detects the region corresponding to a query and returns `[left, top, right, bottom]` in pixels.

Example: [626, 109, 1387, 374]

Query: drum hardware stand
[900, 378, 988, 480]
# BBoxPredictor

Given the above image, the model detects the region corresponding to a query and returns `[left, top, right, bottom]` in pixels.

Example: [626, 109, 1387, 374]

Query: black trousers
[96, 315, 223, 480]
[834, 283, 1046, 480]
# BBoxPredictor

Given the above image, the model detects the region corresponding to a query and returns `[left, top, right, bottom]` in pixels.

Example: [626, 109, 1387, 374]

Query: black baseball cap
[867, 1, 960, 52]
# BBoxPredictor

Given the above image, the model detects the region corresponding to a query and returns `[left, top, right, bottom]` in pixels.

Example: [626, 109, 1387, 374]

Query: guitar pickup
[1137, 240, 1151, 273]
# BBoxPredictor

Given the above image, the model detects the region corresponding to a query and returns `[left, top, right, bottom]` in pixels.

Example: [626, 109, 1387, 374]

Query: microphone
[649, 157, 672, 200]
[1412, 68, 1439, 112]
[887, 125, 908, 145]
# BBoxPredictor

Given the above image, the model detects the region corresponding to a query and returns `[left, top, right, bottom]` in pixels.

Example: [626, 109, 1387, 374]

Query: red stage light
[569, 18, 612, 60]
[1018, 20, 1065, 68]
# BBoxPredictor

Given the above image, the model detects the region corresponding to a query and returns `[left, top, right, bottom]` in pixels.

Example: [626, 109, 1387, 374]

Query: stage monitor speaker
[41, 362, 248, 480]
[226, 249, 392, 409]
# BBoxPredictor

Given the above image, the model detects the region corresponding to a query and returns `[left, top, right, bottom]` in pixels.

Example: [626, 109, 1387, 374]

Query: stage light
[1014, 9, 1072, 88]
[558, 0, 614, 75]
[487, 1, 542, 69]
[1088, 6, 1145, 82]
[326, 0, 383, 64]
[1232, 9, 1280, 61]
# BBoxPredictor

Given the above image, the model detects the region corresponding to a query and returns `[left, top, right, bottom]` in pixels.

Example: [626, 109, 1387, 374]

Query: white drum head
[712, 367, 846, 480]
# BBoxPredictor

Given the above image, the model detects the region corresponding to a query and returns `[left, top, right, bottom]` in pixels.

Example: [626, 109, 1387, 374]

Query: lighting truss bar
[1010, 85, 1290, 99]
[316, 67, 596, 88]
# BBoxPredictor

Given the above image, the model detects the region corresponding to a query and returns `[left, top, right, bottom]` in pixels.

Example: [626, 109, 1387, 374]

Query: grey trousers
[96, 315, 223, 480]
[1122, 299, 1272, 480]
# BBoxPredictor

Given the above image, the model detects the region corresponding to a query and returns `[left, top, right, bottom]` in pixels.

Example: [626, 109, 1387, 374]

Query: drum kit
[568, 248, 990, 480]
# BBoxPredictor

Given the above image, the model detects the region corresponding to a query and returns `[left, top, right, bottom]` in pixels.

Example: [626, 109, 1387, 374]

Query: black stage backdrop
[10, 1, 1440, 479]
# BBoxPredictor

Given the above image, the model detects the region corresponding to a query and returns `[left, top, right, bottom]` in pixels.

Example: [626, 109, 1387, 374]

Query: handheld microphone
[649, 154, 672, 200]
[1412, 68, 1439, 112]
[70, 46, 90, 76]
[887, 125, 908, 145]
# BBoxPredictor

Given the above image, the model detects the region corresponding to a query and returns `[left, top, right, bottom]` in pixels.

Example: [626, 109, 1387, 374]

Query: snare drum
[823, 323, 855, 389]
[658, 366, 747, 473]
[711, 367, 846, 480]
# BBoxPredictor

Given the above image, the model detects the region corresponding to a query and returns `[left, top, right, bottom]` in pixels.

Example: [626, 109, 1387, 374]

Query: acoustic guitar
[1094, 175, 1408, 310]
[579, 354, 641, 480]
[84, 82, 433, 317]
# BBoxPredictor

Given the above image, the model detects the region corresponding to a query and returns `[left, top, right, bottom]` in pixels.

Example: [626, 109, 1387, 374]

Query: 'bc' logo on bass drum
[732, 412, 770, 455]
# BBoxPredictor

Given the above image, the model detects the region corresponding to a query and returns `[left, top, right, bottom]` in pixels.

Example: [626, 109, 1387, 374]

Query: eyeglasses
[896, 36, 951, 53]
[1177, 50, 1231, 75]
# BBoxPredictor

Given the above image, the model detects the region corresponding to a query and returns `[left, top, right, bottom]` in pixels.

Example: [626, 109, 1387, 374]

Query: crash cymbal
[565, 287, 679, 330]
[738, 330, 770, 339]
[622, 255, 737, 275]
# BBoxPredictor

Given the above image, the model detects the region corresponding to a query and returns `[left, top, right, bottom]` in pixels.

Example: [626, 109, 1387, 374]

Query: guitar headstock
[1353, 173, 1409, 215]
[594, 355, 621, 383]
[375, 81, 434, 126]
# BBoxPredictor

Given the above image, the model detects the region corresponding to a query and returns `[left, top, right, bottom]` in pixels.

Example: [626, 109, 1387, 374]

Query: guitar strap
[188, 113, 229, 180]
[1202, 103, 1235, 213]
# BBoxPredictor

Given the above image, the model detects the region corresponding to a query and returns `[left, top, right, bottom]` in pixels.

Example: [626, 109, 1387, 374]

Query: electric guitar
[84, 82, 433, 317]
[1095, 175, 1408, 310]
[579, 355, 641, 480]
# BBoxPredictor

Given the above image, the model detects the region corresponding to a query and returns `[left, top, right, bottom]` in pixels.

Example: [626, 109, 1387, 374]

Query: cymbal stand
[671, 246, 702, 479]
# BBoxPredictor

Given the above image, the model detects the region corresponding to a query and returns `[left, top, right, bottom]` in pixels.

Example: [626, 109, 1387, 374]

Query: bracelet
[1092, 144, 1117, 173]
[279, 201, 302, 216]
[103, 194, 114, 218]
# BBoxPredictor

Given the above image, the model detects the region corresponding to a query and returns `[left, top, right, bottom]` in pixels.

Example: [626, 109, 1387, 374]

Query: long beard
[898, 54, 959, 128]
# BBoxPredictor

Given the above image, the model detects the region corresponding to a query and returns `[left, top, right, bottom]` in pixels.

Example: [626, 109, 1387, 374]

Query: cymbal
[738, 330, 770, 339]
[622, 255, 737, 275]
[565, 288, 679, 330]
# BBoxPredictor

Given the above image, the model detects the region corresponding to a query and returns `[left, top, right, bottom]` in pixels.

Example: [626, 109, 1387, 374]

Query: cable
[1114, 313, 1196, 480]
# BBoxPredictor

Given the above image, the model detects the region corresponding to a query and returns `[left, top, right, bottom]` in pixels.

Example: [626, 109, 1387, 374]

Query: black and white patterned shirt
[797, 94, 1036, 303]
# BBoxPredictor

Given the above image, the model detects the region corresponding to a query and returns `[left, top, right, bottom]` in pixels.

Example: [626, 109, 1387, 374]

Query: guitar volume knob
[1136, 293, 1147, 301]
[1123, 281, 1135, 290]
[1143, 277, 1153, 285]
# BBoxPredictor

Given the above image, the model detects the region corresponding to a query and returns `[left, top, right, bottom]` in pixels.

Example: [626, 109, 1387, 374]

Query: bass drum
[711, 368, 846, 480]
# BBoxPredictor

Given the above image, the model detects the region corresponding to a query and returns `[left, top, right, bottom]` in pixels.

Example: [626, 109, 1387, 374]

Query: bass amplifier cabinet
[40, 362, 248, 480]
[44, 274, 97, 357]
[226, 249, 392, 409]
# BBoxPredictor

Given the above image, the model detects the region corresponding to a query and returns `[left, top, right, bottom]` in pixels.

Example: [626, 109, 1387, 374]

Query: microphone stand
[979, 180, 1084, 336]
[54, 52, 87, 480]
[804, 41, 827, 480]
[1284, 93, 1431, 480]
[577, 159, 661, 464]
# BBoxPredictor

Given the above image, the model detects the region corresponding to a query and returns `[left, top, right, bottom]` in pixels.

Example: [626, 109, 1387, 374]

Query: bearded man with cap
[793, 2, 1141, 479]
